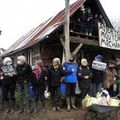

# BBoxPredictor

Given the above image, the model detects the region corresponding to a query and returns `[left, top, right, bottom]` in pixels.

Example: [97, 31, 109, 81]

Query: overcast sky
[0, 0, 119, 49]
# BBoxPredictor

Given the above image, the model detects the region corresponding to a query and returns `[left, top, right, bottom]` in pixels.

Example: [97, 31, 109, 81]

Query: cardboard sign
[98, 22, 120, 50]
[92, 61, 107, 71]
[1, 65, 16, 76]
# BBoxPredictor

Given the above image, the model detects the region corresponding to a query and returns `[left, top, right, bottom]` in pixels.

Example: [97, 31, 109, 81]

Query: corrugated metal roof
[3, 0, 85, 56]
[2, 0, 113, 56]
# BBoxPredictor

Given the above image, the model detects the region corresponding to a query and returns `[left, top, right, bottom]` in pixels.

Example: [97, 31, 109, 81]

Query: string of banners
[98, 22, 120, 50]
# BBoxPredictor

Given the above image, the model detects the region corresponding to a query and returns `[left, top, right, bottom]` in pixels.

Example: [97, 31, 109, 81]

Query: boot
[66, 97, 71, 112]
[17, 99, 24, 114]
[26, 100, 32, 114]
[41, 101, 46, 113]
[71, 97, 77, 110]
[33, 102, 38, 113]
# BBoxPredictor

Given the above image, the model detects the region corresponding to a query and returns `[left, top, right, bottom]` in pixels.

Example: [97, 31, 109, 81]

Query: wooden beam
[59, 37, 65, 47]
[72, 43, 83, 55]
[70, 36, 99, 46]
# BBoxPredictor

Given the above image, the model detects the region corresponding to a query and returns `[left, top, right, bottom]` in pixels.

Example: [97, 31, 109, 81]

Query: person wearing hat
[1, 57, 16, 113]
[92, 55, 104, 96]
[78, 58, 92, 101]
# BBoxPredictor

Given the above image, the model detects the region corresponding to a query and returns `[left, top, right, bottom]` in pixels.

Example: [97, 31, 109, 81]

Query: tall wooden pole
[64, 0, 70, 61]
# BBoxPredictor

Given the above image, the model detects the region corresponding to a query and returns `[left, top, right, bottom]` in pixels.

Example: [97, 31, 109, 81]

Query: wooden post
[64, 0, 70, 61]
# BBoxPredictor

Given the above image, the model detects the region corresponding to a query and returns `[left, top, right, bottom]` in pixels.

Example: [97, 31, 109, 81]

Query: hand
[84, 76, 89, 79]
[45, 76, 47, 81]
[71, 68, 75, 72]
[78, 73, 81, 76]
[63, 67, 66, 71]
[24, 81, 27, 83]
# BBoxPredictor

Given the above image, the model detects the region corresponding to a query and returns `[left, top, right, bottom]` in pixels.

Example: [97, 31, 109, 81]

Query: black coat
[78, 66, 92, 88]
[92, 68, 104, 84]
[48, 66, 72, 87]
[31, 70, 47, 91]
[16, 63, 33, 84]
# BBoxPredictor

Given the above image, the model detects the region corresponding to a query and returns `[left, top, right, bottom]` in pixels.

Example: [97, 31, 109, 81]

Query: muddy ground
[0, 109, 86, 120]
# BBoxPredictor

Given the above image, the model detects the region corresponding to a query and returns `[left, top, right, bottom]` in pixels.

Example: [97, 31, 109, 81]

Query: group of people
[0, 54, 120, 114]
[71, 4, 105, 36]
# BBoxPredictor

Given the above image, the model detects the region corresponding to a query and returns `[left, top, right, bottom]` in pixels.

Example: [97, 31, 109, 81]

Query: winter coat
[48, 65, 72, 87]
[32, 69, 47, 91]
[16, 63, 33, 84]
[92, 68, 104, 84]
[63, 62, 78, 83]
[103, 67, 117, 89]
[78, 66, 92, 88]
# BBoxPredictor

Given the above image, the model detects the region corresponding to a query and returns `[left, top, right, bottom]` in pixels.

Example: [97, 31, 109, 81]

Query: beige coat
[103, 68, 117, 89]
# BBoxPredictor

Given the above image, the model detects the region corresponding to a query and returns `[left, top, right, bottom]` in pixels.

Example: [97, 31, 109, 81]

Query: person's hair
[53, 58, 61, 65]
[69, 54, 76, 61]
[108, 60, 116, 65]
[35, 60, 44, 67]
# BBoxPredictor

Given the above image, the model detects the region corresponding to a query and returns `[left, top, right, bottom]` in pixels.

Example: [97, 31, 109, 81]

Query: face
[34, 64, 40, 72]
[53, 60, 58, 67]
[68, 55, 74, 62]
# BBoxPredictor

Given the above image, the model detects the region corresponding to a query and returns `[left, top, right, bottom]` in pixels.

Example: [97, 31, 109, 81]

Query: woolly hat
[81, 58, 88, 66]
[95, 55, 104, 62]
[3, 57, 12, 65]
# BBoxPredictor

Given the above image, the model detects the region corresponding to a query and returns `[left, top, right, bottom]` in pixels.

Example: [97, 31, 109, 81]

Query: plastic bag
[75, 83, 81, 94]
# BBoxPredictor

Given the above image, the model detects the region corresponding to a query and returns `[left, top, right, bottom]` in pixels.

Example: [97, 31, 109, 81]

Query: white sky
[0, 0, 119, 49]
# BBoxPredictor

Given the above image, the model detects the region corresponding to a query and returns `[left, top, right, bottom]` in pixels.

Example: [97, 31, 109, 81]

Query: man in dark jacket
[92, 55, 104, 96]
[16, 55, 33, 113]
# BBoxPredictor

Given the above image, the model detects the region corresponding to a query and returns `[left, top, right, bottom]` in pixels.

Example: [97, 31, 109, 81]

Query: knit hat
[3, 57, 12, 65]
[81, 58, 88, 66]
[95, 55, 104, 62]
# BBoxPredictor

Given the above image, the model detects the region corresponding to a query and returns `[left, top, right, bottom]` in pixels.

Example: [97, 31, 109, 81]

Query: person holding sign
[92, 55, 104, 96]
[1, 57, 16, 113]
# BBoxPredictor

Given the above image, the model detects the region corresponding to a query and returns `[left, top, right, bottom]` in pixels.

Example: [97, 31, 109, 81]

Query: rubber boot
[66, 97, 71, 112]
[41, 101, 46, 113]
[33, 101, 38, 113]
[71, 97, 77, 110]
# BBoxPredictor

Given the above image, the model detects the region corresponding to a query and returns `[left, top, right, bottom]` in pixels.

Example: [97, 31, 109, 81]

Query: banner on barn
[98, 22, 120, 50]
[92, 61, 107, 71]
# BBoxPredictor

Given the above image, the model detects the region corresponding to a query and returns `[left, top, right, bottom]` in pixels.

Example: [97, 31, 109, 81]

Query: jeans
[92, 83, 102, 96]
[18, 83, 30, 109]
[50, 86, 60, 107]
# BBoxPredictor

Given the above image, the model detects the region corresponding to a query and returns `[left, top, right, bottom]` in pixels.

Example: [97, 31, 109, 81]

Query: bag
[75, 83, 81, 94]
[60, 83, 66, 95]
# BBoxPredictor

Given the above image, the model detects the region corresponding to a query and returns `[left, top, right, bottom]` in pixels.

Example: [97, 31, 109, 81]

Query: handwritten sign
[92, 61, 107, 71]
[1, 65, 16, 76]
[98, 22, 120, 50]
